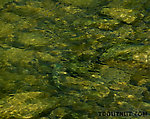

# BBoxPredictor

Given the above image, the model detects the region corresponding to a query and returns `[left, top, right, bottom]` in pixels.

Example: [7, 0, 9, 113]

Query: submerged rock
[0, 0, 14, 9]
[0, 20, 14, 38]
[0, 0, 149, 118]
[101, 8, 139, 24]
[100, 44, 150, 62]
[63, 76, 110, 99]
[17, 32, 50, 47]
[100, 66, 131, 82]
[59, 0, 99, 8]
[0, 92, 59, 119]
[2, 47, 35, 68]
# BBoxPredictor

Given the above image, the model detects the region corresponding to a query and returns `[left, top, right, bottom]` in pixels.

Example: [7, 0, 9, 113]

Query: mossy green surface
[0, 0, 150, 118]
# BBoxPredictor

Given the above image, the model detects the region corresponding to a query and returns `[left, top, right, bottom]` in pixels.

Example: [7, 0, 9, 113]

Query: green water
[0, 0, 150, 118]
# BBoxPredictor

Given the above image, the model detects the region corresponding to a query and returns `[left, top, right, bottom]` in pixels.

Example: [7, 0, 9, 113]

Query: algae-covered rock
[84, 18, 120, 30]
[106, 0, 148, 10]
[0, 70, 57, 97]
[96, 19, 120, 30]
[99, 44, 150, 82]
[133, 47, 150, 64]
[2, 47, 35, 68]
[100, 66, 131, 82]
[0, 12, 20, 23]
[112, 24, 134, 40]
[100, 44, 149, 62]
[60, 0, 99, 8]
[0, 0, 14, 9]
[0, 92, 59, 119]
[16, 18, 37, 31]
[49, 107, 71, 119]
[6, 2, 55, 18]
[101, 8, 138, 24]
[130, 74, 150, 89]
[63, 76, 110, 99]
[57, 95, 102, 118]
[36, 52, 60, 63]
[0, 20, 14, 38]
[0, 0, 149, 118]
[17, 32, 49, 47]
[110, 85, 147, 110]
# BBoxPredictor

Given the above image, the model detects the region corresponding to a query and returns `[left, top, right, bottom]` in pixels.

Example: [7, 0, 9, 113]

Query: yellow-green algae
[0, 0, 150, 118]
